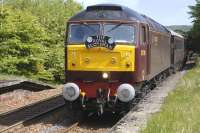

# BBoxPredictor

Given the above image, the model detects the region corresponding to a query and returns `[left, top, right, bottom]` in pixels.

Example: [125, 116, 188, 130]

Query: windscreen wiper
[82, 23, 97, 32]
[107, 23, 123, 33]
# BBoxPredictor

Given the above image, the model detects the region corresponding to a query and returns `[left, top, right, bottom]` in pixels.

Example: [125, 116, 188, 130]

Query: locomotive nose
[67, 45, 135, 72]
[117, 84, 135, 102]
[62, 83, 80, 101]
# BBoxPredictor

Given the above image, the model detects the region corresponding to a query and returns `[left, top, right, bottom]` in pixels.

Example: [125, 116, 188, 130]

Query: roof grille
[87, 4, 123, 11]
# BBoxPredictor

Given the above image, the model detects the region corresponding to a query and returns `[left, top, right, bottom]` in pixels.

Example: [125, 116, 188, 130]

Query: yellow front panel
[67, 44, 135, 72]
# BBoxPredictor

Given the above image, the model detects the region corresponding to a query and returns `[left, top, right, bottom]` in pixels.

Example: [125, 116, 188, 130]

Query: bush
[0, 0, 82, 83]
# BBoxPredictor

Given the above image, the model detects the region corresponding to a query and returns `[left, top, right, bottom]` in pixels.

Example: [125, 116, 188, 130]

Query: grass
[141, 60, 200, 133]
[0, 73, 27, 80]
[0, 73, 58, 86]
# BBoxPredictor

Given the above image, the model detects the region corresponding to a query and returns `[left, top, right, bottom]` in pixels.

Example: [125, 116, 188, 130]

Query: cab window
[104, 24, 135, 43]
[141, 26, 146, 43]
[69, 24, 100, 43]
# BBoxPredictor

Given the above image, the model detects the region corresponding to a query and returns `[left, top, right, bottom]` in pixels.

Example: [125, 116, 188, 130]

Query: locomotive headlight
[117, 84, 135, 102]
[108, 38, 114, 44]
[87, 36, 93, 43]
[62, 83, 80, 101]
[102, 72, 109, 79]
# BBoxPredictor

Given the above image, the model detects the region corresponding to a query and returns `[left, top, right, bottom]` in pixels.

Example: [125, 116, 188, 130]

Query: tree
[0, 0, 83, 82]
[4, 0, 83, 46]
[189, 0, 200, 51]
[0, 7, 47, 75]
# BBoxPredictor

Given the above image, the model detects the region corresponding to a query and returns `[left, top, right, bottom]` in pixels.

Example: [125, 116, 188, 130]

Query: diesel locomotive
[63, 4, 185, 114]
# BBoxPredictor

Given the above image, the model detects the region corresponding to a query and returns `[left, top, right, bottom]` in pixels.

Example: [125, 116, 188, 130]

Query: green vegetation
[141, 60, 200, 133]
[0, 73, 26, 80]
[166, 25, 192, 38]
[188, 0, 200, 51]
[166, 25, 192, 32]
[0, 0, 82, 83]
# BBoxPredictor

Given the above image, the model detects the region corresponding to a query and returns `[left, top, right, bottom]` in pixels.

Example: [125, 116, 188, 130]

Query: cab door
[139, 24, 149, 80]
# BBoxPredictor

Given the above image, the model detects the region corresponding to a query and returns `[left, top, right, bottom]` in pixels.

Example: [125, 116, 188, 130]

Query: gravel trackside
[0, 86, 63, 114]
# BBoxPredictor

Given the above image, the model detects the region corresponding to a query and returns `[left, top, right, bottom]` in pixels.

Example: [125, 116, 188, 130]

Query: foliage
[166, 25, 191, 44]
[166, 25, 192, 33]
[188, 0, 200, 52]
[0, 0, 82, 83]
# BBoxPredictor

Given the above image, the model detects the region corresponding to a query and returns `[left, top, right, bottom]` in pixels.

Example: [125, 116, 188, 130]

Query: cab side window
[141, 26, 146, 43]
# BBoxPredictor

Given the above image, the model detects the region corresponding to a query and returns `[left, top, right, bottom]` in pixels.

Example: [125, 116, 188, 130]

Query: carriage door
[140, 24, 149, 80]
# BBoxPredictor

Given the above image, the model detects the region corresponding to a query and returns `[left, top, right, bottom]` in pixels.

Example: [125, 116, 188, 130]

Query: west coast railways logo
[85, 35, 116, 50]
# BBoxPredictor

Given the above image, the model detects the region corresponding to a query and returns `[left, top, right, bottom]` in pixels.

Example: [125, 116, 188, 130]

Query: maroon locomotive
[62, 4, 185, 115]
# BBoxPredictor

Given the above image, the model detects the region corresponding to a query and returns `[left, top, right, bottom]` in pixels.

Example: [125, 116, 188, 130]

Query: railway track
[0, 74, 177, 133]
[47, 110, 122, 133]
[0, 80, 54, 94]
[67, 74, 172, 133]
[0, 70, 187, 133]
[0, 80, 24, 92]
[0, 80, 149, 133]
[54, 74, 168, 133]
[63, 122, 80, 133]
[0, 94, 65, 133]
[56, 119, 108, 133]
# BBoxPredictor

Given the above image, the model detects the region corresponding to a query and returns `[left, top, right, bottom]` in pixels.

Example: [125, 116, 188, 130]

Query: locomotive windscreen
[69, 24, 100, 43]
[104, 24, 135, 43]
[68, 23, 135, 44]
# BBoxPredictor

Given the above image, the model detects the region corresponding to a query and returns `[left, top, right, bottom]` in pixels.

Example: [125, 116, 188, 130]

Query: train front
[63, 4, 137, 114]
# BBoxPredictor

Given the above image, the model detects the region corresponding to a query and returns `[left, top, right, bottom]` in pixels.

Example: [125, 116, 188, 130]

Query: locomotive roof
[69, 4, 170, 33]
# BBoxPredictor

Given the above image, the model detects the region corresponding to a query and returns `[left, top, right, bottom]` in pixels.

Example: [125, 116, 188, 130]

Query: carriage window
[104, 24, 135, 43]
[69, 24, 100, 43]
[141, 26, 146, 43]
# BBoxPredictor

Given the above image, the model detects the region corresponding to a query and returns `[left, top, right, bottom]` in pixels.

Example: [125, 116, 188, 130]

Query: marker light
[87, 36, 93, 43]
[102, 72, 109, 79]
[108, 38, 114, 44]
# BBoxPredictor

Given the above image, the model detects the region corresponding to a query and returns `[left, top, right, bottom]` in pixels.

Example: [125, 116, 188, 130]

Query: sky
[74, 0, 196, 26]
